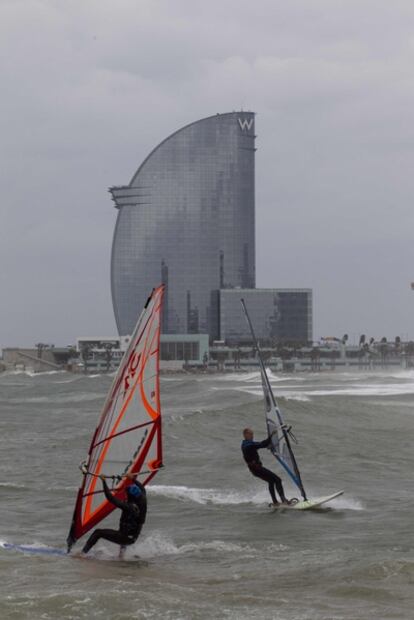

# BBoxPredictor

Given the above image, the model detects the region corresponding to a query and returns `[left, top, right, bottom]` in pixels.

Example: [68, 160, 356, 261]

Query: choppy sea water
[0, 369, 413, 620]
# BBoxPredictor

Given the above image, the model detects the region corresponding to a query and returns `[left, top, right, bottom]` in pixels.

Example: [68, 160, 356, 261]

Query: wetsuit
[82, 480, 147, 554]
[241, 436, 287, 504]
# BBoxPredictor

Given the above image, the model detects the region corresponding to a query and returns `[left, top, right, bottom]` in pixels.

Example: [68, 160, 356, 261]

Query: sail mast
[240, 298, 307, 501]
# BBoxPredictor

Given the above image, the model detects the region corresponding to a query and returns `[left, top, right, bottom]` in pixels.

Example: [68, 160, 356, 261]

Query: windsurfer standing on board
[80, 473, 147, 556]
[241, 428, 292, 506]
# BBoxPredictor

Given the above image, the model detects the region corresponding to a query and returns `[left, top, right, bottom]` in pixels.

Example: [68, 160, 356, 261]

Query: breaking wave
[148, 484, 267, 505]
[0, 482, 27, 490]
[8, 392, 104, 404]
[148, 485, 364, 513]
[0, 370, 64, 378]
[149, 484, 363, 510]
[220, 386, 311, 401]
[215, 370, 302, 383]
[302, 384, 414, 397]
[84, 533, 290, 561]
[227, 381, 414, 400]
[329, 495, 364, 511]
[134, 533, 259, 559]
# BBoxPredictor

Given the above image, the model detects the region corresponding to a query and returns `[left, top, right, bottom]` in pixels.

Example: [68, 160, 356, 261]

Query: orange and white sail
[67, 285, 164, 549]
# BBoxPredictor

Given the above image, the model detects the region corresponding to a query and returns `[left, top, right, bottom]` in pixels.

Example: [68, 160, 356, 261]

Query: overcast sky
[2, 0, 414, 348]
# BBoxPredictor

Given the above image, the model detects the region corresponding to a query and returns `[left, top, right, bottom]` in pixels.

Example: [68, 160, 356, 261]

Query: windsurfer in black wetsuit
[81, 474, 146, 555]
[241, 427, 291, 506]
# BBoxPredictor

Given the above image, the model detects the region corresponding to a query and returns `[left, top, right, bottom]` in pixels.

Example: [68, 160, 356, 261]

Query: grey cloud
[1, 0, 414, 347]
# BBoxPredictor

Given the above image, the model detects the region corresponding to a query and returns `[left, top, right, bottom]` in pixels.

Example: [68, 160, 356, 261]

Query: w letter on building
[238, 118, 254, 132]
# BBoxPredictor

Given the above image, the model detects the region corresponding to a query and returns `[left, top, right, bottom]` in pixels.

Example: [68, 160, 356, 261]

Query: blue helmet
[126, 484, 142, 498]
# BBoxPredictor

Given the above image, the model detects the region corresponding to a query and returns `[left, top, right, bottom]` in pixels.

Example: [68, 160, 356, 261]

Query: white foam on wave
[149, 484, 269, 506]
[9, 392, 104, 404]
[149, 485, 364, 512]
[282, 393, 311, 402]
[215, 371, 262, 382]
[233, 387, 311, 402]
[0, 482, 78, 493]
[121, 532, 259, 560]
[328, 495, 364, 511]
[139, 534, 254, 558]
[49, 484, 78, 492]
[1, 370, 64, 378]
[0, 535, 286, 562]
[361, 369, 414, 381]
[0, 482, 27, 490]
[218, 366, 414, 401]
[230, 382, 414, 400]
[0, 482, 78, 495]
[265, 368, 304, 382]
[216, 370, 302, 383]
[305, 383, 414, 397]
[84, 533, 257, 561]
[54, 373, 113, 384]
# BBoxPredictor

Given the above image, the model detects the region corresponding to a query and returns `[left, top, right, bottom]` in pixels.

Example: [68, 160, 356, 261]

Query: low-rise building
[2, 346, 75, 372]
[75, 334, 209, 371]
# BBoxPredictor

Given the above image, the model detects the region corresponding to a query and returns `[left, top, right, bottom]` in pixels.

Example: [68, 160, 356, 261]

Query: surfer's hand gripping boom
[270, 424, 298, 444]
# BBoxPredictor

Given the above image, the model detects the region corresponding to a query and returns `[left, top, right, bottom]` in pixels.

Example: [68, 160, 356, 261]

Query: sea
[0, 368, 413, 620]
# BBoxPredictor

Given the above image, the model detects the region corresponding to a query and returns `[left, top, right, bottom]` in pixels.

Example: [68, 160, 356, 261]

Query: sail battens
[91, 419, 156, 450]
[67, 285, 165, 550]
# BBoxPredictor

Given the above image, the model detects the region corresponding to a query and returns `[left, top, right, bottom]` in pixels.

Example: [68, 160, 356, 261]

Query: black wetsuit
[82, 480, 147, 553]
[241, 437, 287, 504]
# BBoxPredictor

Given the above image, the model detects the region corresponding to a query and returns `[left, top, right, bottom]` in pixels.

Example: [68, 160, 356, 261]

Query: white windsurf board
[271, 490, 344, 511]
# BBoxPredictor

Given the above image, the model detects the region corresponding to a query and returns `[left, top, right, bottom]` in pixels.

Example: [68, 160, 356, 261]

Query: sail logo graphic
[238, 117, 253, 132]
[123, 352, 141, 396]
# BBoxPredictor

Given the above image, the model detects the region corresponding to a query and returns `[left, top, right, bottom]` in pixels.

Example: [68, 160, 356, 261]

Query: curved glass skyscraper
[110, 112, 256, 336]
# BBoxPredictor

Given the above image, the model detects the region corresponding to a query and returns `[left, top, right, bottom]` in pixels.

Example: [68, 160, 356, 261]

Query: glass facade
[160, 334, 209, 363]
[218, 289, 313, 345]
[110, 112, 256, 336]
